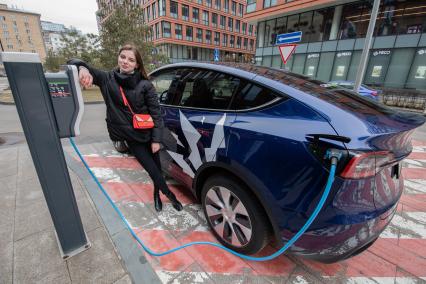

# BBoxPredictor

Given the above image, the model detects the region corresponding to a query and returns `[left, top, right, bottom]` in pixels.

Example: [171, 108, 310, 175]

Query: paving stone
[14, 197, 53, 241]
[0, 222, 14, 284]
[114, 274, 133, 284]
[67, 226, 127, 283]
[13, 230, 71, 283]
[0, 147, 17, 177]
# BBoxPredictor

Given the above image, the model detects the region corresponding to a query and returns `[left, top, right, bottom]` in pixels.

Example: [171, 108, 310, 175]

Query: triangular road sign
[278, 44, 297, 64]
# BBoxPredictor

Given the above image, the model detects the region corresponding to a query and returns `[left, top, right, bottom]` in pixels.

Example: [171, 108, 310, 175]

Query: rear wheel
[113, 141, 129, 154]
[201, 175, 270, 254]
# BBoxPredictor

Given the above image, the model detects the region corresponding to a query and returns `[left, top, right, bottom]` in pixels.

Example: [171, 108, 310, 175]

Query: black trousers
[127, 141, 171, 195]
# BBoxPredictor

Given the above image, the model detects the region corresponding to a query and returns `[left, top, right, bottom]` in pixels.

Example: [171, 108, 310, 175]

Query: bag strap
[119, 86, 135, 115]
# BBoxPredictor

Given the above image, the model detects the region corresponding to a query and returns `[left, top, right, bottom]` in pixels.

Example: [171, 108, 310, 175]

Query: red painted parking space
[74, 140, 426, 283]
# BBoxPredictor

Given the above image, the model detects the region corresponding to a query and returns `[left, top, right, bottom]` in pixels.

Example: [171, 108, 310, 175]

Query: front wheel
[201, 175, 270, 254]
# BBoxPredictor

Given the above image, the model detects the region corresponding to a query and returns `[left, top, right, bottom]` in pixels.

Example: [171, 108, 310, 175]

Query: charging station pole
[1, 52, 90, 259]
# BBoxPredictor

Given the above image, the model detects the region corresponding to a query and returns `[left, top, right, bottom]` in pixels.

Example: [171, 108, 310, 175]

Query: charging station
[1, 52, 90, 259]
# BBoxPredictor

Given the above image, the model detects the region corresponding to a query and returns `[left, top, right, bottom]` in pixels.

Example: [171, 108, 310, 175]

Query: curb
[65, 149, 162, 284]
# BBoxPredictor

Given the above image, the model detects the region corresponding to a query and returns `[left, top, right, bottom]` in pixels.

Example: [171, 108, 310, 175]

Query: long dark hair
[118, 44, 149, 80]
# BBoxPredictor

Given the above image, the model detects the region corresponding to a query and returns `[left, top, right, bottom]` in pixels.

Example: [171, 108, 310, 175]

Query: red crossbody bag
[119, 86, 155, 129]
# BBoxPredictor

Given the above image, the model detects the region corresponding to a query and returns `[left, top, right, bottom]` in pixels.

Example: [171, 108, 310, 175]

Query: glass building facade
[254, 0, 426, 90]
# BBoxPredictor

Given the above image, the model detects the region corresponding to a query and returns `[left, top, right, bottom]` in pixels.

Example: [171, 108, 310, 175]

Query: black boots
[154, 188, 162, 212]
[153, 188, 183, 212]
[165, 191, 183, 211]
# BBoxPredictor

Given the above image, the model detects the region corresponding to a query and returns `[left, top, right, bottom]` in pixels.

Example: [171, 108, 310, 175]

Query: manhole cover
[0, 132, 25, 147]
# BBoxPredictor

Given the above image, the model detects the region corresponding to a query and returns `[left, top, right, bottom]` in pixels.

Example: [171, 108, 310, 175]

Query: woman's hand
[78, 67, 93, 88]
[151, 142, 161, 153]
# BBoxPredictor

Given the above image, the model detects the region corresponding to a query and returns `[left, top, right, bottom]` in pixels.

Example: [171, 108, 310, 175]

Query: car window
[151, 69, 176, 97]
[231, 82, 279, 110]
[179, 70, 240, 110]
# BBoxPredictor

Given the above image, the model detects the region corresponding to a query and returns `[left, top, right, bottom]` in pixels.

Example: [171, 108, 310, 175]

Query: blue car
[326, 81, 381, 101]
[149, 63, 425, 262]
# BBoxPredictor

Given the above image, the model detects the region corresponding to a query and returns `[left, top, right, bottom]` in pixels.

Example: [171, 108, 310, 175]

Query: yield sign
[278, 44, 297, 64]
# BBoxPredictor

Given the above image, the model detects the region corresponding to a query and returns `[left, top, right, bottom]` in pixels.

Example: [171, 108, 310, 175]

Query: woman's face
[118, 50, 138, 73]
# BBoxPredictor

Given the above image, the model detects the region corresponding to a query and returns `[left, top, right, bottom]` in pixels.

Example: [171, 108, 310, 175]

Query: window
[162, 21, 171, 37]
[0, 16, 5, 21]
[7, 44, 13, 49]
[230, 35, 235, 47]
[249, 39, 254, 51]
[215, 0, 221, 10]
[179, 71, 240, 110]
[228, 18, 233, 31]
[170, 1, 178, 18]
[155, 23, 160, 39]
[186, 26, 193, 41]
[247, 0, 256, 13]
[248, 24, 253, 36]
[214, 32, 220, 45]
[243, 38, 248, 49]
[235, 20, 240, 33]
[192, 7, 199, 23]
[220, 15, 226, 29]
[222, 33, 228, 46]
[236, 36, 241, 48]
[150, 69, 178, 104]
[231, 1, 237, 15]
[147, 6, 151, 21]
[196, 28, 203, 42]
[182, 4, 189, 21]
[231, 83, 278, 110]
[238, 3, 243, 17]
[205, 30, 211, 44]
[212, 13, 218, 27]
[159, 0, 166, 16]
[202, 10, 209, 25]
[224, 0, 229, 12]
[175, 24, 182, 39]
[399, 2, 426, 35]
[263, 0, 276, 8]
[152, 2, 157, 19]
[309, 8, 334, 42]
[206, 0, 212, 7]
[339, 1, 371, 39]
[196, 0, 202, 3]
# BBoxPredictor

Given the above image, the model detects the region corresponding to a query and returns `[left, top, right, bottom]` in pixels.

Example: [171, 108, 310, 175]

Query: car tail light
[340, 151, 395, 179]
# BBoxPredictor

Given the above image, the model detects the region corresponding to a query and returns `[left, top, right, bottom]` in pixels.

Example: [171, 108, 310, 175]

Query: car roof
[152, 62, 311, 82]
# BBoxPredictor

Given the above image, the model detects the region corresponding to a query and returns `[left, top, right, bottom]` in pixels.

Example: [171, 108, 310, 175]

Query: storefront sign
[337, 52, 352, 58]
[307, 53, 320, 59]
[372, 50, 391, 56]
[418, 49, 426, 55]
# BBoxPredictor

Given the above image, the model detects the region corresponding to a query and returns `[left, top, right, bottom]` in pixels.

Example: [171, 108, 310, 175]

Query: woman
[68, 44, 182, 212]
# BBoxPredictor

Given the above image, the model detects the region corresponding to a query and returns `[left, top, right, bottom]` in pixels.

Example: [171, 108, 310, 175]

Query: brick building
[96, 0, 256, 63]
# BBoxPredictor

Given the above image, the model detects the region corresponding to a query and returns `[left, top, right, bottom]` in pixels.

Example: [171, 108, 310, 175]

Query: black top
[67, 59, 164, 143]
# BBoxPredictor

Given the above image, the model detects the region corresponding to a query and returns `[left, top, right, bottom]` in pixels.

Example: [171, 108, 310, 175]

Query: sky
[1, 0, 99, 34]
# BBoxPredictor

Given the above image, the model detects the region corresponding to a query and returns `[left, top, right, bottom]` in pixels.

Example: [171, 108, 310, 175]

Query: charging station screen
[48, 81, 71, 98]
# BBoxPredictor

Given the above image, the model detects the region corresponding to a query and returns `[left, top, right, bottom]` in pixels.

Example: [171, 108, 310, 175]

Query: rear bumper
[283, 202, 397, 262]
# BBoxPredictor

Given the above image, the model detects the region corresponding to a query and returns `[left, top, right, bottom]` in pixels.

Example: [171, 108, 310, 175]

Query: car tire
[201, 174, 270, 254]
[113, 140, 129, 154]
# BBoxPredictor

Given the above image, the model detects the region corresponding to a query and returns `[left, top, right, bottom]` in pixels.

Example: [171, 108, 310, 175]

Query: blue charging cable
[70, 137, 339, 261]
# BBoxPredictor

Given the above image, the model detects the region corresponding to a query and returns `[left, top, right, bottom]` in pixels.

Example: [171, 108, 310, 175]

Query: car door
[151, 67, 238, 190]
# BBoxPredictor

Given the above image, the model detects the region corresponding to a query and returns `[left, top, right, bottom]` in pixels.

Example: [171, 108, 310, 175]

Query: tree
[44, 49, 64, 72]
[97, 0, 157, 70]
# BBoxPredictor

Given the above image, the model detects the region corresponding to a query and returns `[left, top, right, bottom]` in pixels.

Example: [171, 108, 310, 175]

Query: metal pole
[354, 0, 381, 92]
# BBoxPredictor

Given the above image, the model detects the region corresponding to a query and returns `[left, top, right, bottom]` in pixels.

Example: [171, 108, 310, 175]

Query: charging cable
[70, 137, 340, 261]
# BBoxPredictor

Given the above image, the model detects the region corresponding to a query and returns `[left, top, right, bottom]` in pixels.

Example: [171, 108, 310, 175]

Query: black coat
[67, 59, 164, 143]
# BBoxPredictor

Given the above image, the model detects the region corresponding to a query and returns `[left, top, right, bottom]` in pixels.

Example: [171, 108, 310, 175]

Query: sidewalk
[0, 143, 134, 283]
